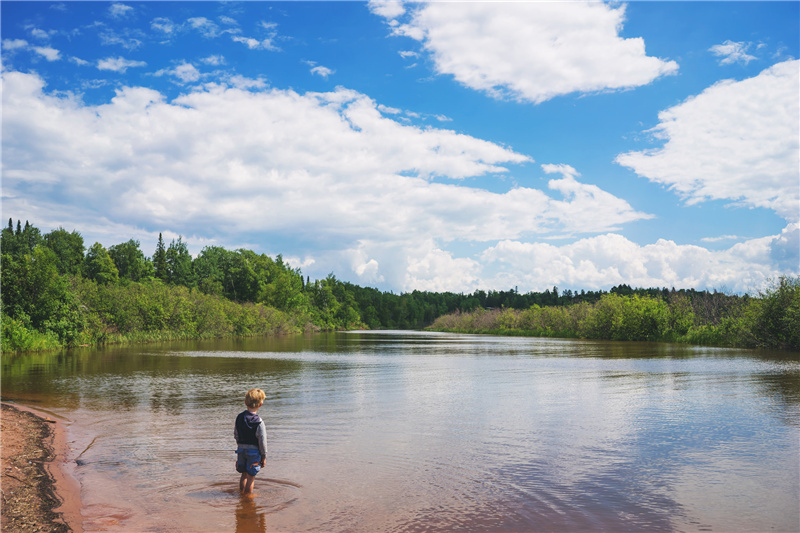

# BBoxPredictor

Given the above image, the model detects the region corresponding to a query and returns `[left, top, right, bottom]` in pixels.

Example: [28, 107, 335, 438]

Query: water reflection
[1, 332, 798, 532]
[235, 496, 267, 533]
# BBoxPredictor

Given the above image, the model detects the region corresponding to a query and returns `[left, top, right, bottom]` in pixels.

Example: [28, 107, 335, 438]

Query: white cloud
[98, 28, 143, 50]
[32, 46, 61, 61]
[480, 225, 797, 294]
[700, 235, 741, 243]
[368, 0, 406, 20]
[377, 104, 402, 115]
[97, 56, 147, 72]
[376, 1, 678, 104]
[710, 40, 758, 65]
[232, 35, 279, 51]
[223, 75, 268, 90]
[29, 27, 52, 40]
[155, 62, 202, 83]
[231, 21, 280, 51]
[187, 17, 221, 38]
[542, 164, 654, 235]
[151, 17, 175, 34]
[768, 222, 799, 272]
[1, 71, 662, 291]
[108, 3, 134, 19]
[2, 38, 29, 51]
[616, 60, 799, 222]
[200, 55, 225, 66]
[2, 39, 60, 62]
[310, 65, 334, 79]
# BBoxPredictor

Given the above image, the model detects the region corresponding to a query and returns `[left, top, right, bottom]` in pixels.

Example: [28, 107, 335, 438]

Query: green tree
[0, 244, 83, 346]
[153, 233, 168, 281]
[20, 221, 43, 253]
[2, 219, 43, 258]
[193, 245, 229, 296]
[109, 239, 153, 282]
[43, 227, 85, 275]
[751, 276, 800, 350]
[84, 242, 120, 285]
[165, 237, 196, 287]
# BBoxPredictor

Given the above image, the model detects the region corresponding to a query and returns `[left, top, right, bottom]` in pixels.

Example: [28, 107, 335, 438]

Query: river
[2, 331, 799, 532]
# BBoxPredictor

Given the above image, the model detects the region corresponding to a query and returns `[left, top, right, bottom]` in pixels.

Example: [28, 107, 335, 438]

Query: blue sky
[2, 1, 798, 294]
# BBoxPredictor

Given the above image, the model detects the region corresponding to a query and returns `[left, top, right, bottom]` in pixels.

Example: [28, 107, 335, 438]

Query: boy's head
[245, 388, 266, 409]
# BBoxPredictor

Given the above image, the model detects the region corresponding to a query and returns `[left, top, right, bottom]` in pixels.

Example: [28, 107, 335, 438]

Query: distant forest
[2, 219, 798, 352]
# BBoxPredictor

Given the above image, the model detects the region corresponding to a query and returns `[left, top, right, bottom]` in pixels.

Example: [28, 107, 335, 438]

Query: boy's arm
[234, 423, 239, 444]
[256, 421, 268, 460]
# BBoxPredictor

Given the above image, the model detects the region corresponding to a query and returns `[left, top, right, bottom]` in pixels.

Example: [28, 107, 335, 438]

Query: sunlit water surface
[2, 331, 799, 532]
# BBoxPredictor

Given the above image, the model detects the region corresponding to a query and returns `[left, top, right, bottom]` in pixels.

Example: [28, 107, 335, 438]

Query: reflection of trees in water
[753, 372, 800, 419]
[0, 339, 306, 412]
[236, 496, 267, 533]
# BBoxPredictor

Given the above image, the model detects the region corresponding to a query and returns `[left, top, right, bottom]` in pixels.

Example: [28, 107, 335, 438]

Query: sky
[1, 1, 798, 295]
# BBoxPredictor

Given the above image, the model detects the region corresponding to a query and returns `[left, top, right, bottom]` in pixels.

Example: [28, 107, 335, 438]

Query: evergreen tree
[153, 233, 167, 281]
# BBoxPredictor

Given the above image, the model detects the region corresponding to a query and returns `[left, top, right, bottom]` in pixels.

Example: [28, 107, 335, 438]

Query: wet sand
[1, 402, 82, 533]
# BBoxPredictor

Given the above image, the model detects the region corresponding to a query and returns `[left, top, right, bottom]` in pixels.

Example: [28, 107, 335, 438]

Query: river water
[2, 331, 799, 532]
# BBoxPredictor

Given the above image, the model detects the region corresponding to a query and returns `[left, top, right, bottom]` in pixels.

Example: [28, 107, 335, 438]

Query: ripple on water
[186, 478, 302, 513]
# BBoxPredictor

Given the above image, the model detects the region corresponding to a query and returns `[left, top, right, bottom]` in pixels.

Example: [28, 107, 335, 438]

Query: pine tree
[153, 233, 167, 281]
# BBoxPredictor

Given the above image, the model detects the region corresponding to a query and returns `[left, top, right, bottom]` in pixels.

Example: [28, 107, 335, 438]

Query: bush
[752, 276, 800, 350]
[1, 315, 61, 352]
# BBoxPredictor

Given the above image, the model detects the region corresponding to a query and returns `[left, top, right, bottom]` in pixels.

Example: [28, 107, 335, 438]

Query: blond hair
[245, 388, 266, 408]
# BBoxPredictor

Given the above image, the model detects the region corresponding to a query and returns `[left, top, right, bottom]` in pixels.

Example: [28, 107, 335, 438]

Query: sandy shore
[1, 402, 82, 533]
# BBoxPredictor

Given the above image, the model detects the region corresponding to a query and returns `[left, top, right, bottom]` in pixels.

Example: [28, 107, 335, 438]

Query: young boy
[234, 388, 268, 494]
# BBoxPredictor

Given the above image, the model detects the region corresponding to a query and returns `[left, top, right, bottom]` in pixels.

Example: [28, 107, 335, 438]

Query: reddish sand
[1, 402, 83, 532]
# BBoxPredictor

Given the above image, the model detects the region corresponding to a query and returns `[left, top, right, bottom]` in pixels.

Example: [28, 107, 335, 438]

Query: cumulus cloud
[616, 60, 799, 222]
[373, 1, 678, 103]
[480, 226, 797, 294]
[1, 70, 658, 291]
[710, 40, 758, 65]
[96, 56, 146, 72]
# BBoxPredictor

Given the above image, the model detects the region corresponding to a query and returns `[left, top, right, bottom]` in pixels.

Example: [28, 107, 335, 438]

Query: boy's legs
[242, 473, 256, 494]
[236, 449, 261, 493]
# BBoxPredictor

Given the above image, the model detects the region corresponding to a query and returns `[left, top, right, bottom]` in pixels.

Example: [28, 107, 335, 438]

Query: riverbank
[428, 278, 800, 352]
[1, 403, 82, 533]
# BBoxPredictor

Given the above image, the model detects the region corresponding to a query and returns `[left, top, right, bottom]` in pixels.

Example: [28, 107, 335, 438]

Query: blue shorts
[235, 448, 262, 476]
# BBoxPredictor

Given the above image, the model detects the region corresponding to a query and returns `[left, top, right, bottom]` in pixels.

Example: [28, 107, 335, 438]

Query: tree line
[2, 219, 798, 352]
[429, 279, 799, 351]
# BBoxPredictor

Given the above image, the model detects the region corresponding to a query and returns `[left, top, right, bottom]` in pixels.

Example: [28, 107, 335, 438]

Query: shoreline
[1, 402, 83, 533]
